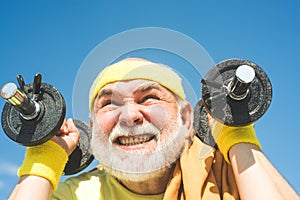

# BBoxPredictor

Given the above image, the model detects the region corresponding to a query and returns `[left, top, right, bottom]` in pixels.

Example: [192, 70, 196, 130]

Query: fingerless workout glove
[212, 121, 262, 163]
[18, 140, 68, 190]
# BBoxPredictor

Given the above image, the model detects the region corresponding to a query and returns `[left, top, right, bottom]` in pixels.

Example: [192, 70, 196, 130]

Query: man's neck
[119, 164, 176, 195]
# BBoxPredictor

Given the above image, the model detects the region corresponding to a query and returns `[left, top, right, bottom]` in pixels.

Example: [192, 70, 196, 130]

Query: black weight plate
[1, 83, 66, 146]
[193, 99, 216, 147]
[202, 58, 272, 126]
[64, 120, 94, 175]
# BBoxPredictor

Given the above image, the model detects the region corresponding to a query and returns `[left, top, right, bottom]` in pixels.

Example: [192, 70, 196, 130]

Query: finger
[59, 119, 68, 134]
[66, 118, 78, 133]
[66, 119, 80, 143]
[207, 114, 215, 128]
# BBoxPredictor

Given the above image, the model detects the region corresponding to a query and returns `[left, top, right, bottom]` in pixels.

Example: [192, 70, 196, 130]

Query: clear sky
[0, 1, 299, 198]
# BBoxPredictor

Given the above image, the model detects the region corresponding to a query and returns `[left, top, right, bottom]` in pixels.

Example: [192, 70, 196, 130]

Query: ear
[180, 102, 194, 135]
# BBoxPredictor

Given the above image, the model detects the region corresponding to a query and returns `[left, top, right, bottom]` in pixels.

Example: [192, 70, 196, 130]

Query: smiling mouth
[115, 134, 155, 146]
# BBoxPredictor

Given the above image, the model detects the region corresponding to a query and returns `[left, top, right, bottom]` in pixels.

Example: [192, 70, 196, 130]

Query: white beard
[90, 114, 189, 182]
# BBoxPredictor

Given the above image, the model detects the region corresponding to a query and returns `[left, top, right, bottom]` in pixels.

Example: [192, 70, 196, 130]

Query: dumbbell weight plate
[64, 120, 94, 175]
[202, 59, 272, 126]
[1, 83, 66, 146]
[193, 99, 216, 147]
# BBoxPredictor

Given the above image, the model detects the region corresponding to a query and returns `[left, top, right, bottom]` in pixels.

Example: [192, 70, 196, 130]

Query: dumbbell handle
[228, 65, 255, 100]
[0, 82, 40, 120]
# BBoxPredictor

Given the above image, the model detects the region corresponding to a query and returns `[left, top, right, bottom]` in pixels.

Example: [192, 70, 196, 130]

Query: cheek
[147, 105, 173, 129]
[94, 111, 118, 135]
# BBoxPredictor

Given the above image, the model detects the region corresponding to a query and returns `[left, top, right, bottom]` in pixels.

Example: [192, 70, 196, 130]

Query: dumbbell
[194, 58, 272, 146]
[0, 73, 94, 175]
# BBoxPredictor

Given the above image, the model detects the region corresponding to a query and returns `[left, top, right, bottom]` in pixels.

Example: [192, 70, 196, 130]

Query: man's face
[90, 79, 190, 181]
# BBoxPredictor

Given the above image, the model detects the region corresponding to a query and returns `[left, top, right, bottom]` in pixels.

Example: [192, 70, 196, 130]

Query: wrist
[212, 122, 262, 163]
[18, 140, 68, 190]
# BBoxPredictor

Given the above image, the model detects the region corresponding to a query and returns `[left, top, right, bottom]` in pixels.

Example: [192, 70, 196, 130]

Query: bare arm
[229, 143, 299, 200]
[8, 119, 79, 200]
[9, 176, 53, 200]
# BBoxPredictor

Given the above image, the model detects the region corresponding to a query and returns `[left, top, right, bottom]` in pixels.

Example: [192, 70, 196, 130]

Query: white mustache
[108, 124, 161, 143]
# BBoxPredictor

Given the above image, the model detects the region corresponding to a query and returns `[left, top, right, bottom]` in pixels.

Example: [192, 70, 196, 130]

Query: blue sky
[0, 1, 299, 198]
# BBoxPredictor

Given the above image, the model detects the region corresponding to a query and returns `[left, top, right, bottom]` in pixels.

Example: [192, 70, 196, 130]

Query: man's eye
[101, 100, 118, 107]
[139, 95, 160, 103]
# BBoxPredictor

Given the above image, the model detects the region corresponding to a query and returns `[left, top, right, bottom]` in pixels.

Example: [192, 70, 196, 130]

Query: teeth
[118, 135, 153, 146]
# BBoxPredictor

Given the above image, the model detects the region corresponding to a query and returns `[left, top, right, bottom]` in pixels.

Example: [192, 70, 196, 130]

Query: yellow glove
[18, 140, 68, 190]
[212, 121, 262, 163]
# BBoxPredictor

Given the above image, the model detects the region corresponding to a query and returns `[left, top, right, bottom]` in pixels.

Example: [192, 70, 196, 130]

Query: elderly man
[9, 58, 298, 199]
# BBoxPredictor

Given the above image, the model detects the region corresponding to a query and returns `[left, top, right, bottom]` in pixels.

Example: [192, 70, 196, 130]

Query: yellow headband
[89, 58, 186, 111]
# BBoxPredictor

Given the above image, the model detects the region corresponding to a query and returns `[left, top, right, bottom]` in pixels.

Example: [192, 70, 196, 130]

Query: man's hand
[51, 118, 80, 156]
[9, 118, 79, 200]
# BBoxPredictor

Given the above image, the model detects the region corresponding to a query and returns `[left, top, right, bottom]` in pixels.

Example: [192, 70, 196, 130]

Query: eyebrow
[133, 82, 161, 94]
[96, 81, 162, 100]
[97, 88, 114, 99]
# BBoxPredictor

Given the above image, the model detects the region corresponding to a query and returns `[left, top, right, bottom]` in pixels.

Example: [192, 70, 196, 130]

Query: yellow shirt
[52, 137, 239, 200]
[53, 168, 163, 200]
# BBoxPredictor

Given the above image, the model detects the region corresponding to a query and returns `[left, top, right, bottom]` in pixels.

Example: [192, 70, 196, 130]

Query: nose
[119, 103, 143, 127]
